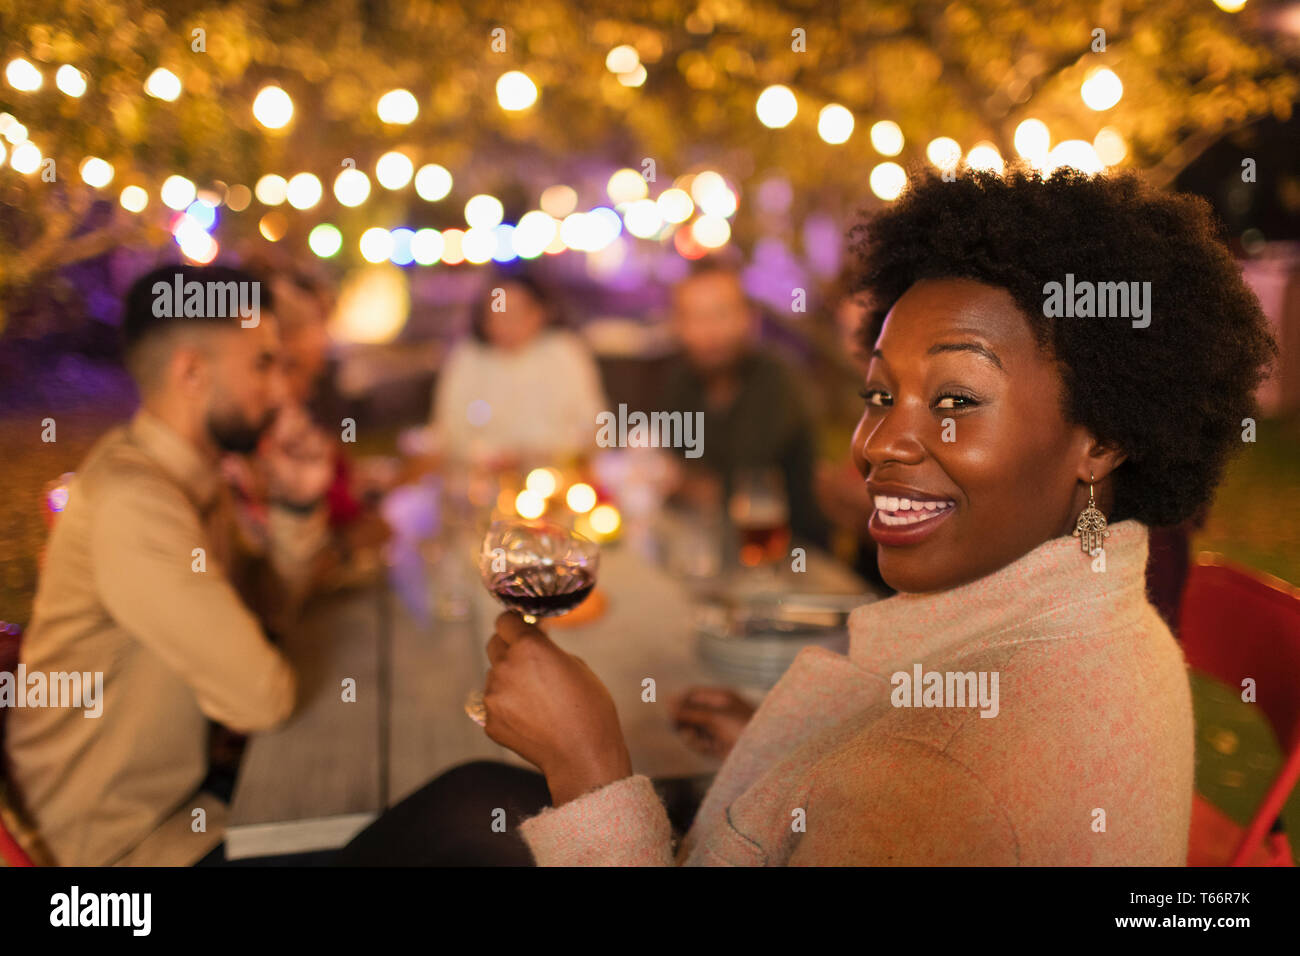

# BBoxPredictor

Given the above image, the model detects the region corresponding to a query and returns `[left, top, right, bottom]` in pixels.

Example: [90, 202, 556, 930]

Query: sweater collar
[847, 519, 1151, 672]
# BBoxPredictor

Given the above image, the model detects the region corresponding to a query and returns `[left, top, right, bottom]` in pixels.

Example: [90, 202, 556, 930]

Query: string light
[78, 157, 114, 188]
[496, 71, 538, 110]
[414, 163, 452, 201]
[926, 137, 962, 171]
[10, 141, 41, 174]
[869, 162, 907, 201]
[360, 227, 394, 263]
[376, 151, 414, 190]
[817, 104, 854, 144]
[55, 65, 87, 98]
[605, 46, 640, 74]
[309, 224, 343, 257]
[144, 68, 181, 101]
[5, 59, 43, 92]
[160, 175, 197, 210]
[540, 185, 578, 218]
[252, 85, 294, 129]
[755, 85, 797, 128]
[411, 228, 444, 265]
[254, 174, 288, 206]
[965, 142, 1005, 175]
[464, 194, 504, 229]
[1013, 119, 1050, 168]
[377, 89, 418, 124]
[119, 185, 148, 212]
[870, 121, 904, 156]
[1081, 68, 1123, 111]
[286, 172, 323, 209]
[657, 187, 694, 223]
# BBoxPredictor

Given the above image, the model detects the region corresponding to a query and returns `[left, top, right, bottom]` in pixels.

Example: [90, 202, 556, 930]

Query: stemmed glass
[464, 520, 601, 725]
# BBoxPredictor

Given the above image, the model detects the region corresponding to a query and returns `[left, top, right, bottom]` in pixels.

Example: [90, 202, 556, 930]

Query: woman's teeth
[872, 496, 955, 526]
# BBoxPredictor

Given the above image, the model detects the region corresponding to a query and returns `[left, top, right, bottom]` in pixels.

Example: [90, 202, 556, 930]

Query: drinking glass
[464, 520, 600, 725]
[729, 467, 790, 569]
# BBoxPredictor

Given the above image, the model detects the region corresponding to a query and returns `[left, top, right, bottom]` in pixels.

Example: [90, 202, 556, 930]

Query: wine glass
[464, 520, 600, 725]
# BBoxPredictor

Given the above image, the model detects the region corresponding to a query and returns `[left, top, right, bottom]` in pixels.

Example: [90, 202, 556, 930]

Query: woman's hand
[482, 612, 632, 805]
[670, 686, 757, 759]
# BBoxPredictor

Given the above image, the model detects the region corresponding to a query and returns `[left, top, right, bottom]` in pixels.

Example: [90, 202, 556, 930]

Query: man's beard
[207, 406, 278, 454]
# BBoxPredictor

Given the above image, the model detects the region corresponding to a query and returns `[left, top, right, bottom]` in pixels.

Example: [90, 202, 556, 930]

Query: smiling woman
[347, 167, 1280, 867]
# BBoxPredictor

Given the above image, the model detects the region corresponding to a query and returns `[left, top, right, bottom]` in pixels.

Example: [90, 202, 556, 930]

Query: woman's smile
[866, 481, 957, 544]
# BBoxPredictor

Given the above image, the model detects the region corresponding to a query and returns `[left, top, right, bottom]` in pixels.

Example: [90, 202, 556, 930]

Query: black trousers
[199, 761, 707, 866]
[332, 760, 709, 866]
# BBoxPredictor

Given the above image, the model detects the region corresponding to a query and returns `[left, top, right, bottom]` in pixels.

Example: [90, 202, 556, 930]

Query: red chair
[1180, 553, 1300, 866]
[0, 623, 37, 866]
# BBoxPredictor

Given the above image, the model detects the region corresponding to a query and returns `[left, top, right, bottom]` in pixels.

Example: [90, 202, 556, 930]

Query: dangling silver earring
[1072, 471, 1110, 555]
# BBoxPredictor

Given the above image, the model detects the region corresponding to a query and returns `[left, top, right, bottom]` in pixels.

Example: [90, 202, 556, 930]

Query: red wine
[490, 564, 595, 618]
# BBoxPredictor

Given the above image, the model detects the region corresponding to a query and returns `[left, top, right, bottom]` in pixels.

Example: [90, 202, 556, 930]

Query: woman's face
[851, 277, 1101, 594]
[483, 282, 547, 352]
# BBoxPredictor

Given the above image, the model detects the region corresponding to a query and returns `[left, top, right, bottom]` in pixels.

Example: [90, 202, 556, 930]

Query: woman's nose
[860, 402, 927, 469]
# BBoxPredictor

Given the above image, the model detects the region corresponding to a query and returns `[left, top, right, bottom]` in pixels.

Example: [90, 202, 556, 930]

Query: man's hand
[482, 612, 632, 806]
[261, 403, 335, 509]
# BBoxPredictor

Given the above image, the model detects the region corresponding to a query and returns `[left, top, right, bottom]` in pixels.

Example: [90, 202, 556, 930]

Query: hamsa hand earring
[1072, 471, 1110, 555]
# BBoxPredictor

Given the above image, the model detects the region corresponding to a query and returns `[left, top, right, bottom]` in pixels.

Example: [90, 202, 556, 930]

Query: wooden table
[225, 513, 874, 859]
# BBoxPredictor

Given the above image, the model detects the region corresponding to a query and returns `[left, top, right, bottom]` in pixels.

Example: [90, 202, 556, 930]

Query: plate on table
[692, 592, 868, 688]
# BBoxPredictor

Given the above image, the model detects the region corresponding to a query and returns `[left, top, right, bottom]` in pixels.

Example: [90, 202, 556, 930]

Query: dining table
[224, 479, 878, 859]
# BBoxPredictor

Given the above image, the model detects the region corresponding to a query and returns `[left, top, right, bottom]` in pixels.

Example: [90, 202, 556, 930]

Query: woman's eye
[859, 387, 891, 407]
[935, 392, 978, 410]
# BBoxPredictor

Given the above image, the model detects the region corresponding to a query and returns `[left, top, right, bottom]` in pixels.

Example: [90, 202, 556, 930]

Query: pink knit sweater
[519, 520, 1195, 865]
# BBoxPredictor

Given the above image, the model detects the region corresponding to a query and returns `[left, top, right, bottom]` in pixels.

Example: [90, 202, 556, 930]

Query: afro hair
[849, 165, 1278, 528]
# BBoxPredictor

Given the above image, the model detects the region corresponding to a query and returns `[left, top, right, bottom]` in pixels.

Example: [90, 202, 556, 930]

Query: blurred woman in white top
[430, 272, 608, 468]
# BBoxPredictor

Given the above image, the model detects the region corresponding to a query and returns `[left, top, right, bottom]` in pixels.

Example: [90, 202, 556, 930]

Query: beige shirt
[3, 409, 328, 866]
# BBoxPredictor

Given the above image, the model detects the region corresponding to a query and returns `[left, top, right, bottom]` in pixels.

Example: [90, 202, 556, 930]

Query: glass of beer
[729, 467, 790, 570]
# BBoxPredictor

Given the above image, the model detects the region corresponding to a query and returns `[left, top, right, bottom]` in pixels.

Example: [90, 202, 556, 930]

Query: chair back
[1180, 553, 1300, 865]
[1179, 554, 1300, 753]
[0, 623, 37, 866]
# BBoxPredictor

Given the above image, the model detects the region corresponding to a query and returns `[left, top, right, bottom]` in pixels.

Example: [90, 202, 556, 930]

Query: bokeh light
[869, 162, 907, 201]
[334, 168, 371, 206]
[565, 483, 597, 513]
[497, 71, 538, 110]
[286, 172, 322, 209]
[360, 226, 395, 263]
[870, 120, 904, 156]
[376, 151, 414, 190]
[55, 65, 87, 98]
[414, 163, 453, 201]
[6, 59, 43, 92]
[756, 85, 797, 128]
[465, 194, 505, 229]
[253, 85, 294, 128]
[817, 104, 854, 144]
[309, 223, 343, 258]
[119, 185, 148, 212]
[78, 157, 113, 189]
[377, 89, 419, 124]
[254, 174, 288, 206]
[145, 68, 181, 101]
[1081, 68, 1123, 111]
[161, 174, 197, 210]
